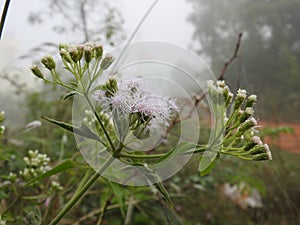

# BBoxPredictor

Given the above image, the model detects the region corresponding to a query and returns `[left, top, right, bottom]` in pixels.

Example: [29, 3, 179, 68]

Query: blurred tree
[188, 0, 300, 121]
[28, 0, 125, 45]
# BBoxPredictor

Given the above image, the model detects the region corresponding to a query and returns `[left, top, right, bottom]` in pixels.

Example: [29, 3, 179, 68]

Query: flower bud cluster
[59, 43, 105, 66]
[30, 42, 114, 93]
[83, 109, 113, 136]
[48, 180, 63, 193]
[19, 150, 51, 180]
[0, 215, 6, 225]
[207, 80, 272, 161]
[7, 172, 17, 182]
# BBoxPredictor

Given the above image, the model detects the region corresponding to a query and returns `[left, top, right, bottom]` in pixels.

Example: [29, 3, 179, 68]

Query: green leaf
[22, 194, 48, 200]
[62, 91, 80, 101]
[25, 160, 78, 186]
[108, 181, 126, 217]
[41, 116, 100, 142]
[154, 180, 172, 206]
[199, 152, 220, 176]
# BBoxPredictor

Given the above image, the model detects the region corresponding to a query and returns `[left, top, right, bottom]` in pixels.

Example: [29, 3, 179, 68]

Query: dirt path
[261, 122, 300, 154]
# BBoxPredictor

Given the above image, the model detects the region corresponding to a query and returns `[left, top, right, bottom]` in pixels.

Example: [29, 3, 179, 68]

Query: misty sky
[0, 0, 194, 56]
[0, 0, 196, 126]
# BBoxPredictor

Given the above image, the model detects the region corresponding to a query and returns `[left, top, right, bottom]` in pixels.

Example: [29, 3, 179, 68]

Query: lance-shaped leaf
[42, 116, 101, 142]
[108, 181, 127, 217]
[62, 91, 80, 101]
[198, 151, 220, 176]
[25, 160, 79, 186]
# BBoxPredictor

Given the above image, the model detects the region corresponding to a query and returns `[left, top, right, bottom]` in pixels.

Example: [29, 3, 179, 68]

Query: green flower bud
[41, 55, 56, 70]
[0, 111, 4, 123]
[100, 54, 114, 70]
[69, 47, 79, 63]
[232, 137, 243, 146]
[239, 107, 254, 123]
[245, 94, 257, 108]
[59, 49, 73, 64]
[76, 45, 84, 61]
[252, 153, 269, 161]
[234, 89, 246, 110]
[84, 46, 93, 63]
[59, 43, 69, 51]
[223, 86, 233, 107]
[244, 136, 262, 151]
[94, 44, 103, 59]
[100, 78, 118, 97]
[238, 118, 257, 133]
[248, 145, 265, 155]
[30, 65, 44, 79]
[0, 125, 5, 137]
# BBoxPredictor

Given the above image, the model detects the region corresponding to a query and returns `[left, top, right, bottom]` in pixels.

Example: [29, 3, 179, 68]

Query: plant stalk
[49, 155, 115, 225]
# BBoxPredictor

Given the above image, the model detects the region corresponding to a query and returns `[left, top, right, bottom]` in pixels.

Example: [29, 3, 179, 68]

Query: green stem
[85, 95, 116, 152]
[49, 155, 115, 225]
[119, 152, 164, 159]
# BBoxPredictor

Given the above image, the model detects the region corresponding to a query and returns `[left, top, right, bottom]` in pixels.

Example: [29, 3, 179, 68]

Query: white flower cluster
[223, 182, 263, 209]
[83, 110, 97, 127]
[207, 80, 272, 161]
[19, 150, 51, 179]
[93, 78, 178, 128]
[0, 215, 6, 225]
[49, 180, 63, 192]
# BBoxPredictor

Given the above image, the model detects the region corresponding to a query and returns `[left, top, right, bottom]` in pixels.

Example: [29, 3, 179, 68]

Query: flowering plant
[28, 42, 272, 224]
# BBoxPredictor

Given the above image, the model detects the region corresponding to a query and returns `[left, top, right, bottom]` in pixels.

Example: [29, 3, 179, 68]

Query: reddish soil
[260, 122, 300, 154]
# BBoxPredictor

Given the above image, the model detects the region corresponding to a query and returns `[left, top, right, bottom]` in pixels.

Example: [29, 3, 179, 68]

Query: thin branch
[219, 32, 243, 80]
[0, 0, 11, 39]
[0, 72, 26, 95]
[79, 0, 89, 42]
[111, 0, 160, 74]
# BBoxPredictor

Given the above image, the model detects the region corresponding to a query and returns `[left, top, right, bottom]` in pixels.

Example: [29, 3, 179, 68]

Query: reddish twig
[219, 32, 243, 80]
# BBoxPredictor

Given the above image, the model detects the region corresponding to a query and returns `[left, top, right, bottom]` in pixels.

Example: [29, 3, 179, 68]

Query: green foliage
[260, 126, 294, 140]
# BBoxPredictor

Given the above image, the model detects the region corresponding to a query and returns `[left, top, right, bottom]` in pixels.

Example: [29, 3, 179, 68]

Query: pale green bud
[252, 153, 269, 161]
[59, 43, 69, 51]
[234, 89, 246, 110]
[0, 125, 4, 137]
[239, 107, 254, 123]
[0, 111, 5, 123]
[84, 46, 93, 63]
[245, 94, 257, 108]
[76, 45, 84, 61]
[94, 44, 103, 59]
[237, 118, 257, 136]
[41, 55, 56, 70]
[59, 49, 73, 64]
[100, 54, 114, 70]
[30, 65, 44, 79]
[248, 145, 265, 155]
[69, 47, 79, 63]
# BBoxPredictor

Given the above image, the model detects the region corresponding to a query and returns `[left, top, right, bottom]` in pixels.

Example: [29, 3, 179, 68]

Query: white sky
[0, 0, 196, 126]
[0, 0, 194, 56]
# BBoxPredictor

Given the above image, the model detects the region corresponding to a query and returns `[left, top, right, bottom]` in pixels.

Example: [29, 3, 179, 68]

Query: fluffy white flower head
[93, 78, 178, 128]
